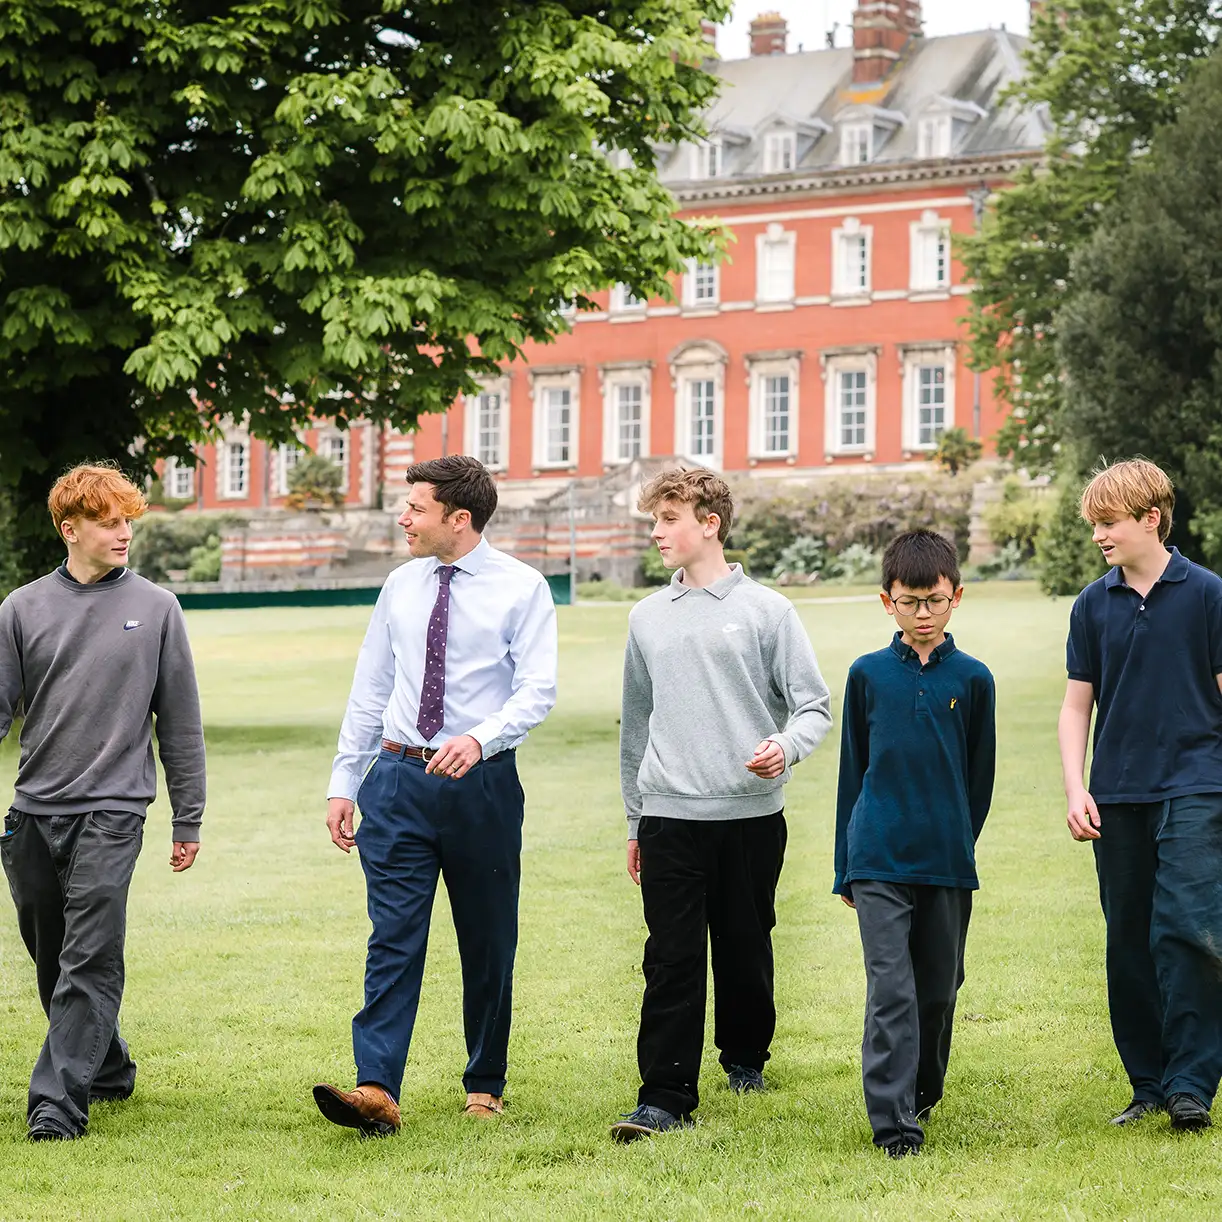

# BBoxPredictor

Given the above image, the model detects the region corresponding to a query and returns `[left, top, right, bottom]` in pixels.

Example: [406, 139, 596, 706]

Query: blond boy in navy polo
[1059, 459, 1222, 1133]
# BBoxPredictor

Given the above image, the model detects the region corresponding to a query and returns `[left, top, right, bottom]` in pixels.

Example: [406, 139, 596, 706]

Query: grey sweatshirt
[0, 568, 206, 841]
[620, 565, 832, 837]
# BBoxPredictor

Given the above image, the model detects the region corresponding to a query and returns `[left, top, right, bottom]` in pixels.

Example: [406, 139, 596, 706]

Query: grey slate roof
[656, 29, 1047, 187]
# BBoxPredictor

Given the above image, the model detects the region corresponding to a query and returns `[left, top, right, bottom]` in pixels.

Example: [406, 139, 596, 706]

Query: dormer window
[917, 116, 953, 159]
[764, 130, 797, 173]
[841, 123, 873, 165]
[692, 138, 722, 179]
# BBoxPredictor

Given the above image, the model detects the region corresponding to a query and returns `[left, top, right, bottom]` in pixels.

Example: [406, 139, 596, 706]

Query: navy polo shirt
[833, 632, 996, 896]
[1066, 547, 1222, 802]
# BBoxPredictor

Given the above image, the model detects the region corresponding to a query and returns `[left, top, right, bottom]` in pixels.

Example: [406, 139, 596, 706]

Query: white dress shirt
[328, 537, 559, 801]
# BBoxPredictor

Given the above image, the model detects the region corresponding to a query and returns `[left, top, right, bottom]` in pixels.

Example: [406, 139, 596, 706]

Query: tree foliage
[1057, 49, 1222, 569]
[0, 0, 728, 580]
[960, 0, 1221, 472]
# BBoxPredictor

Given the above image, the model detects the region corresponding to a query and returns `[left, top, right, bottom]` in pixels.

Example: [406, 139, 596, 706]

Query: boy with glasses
[834, 529, 996, 1158]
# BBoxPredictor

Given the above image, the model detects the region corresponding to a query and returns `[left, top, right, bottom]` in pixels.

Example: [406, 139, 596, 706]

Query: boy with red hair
[0, 463, 205, 1141]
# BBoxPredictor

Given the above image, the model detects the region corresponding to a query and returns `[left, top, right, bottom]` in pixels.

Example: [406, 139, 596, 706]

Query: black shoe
[884, 1138, 921, 1159]
[28, 1125, 76, 1143]
[1109, 1098, 1162, 1126]
[1167, 1093, 1212, 1132]
[726, 1065, 766, 1094]
[610, 1104, 693, 1143]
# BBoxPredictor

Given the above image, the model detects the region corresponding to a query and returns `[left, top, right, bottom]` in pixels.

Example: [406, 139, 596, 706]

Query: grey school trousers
[853, 879, 973, 1148]
[1, 808, 144, 1136]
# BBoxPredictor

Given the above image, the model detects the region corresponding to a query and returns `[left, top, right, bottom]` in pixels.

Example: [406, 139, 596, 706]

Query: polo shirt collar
[670, 563, 746, 601]
[1104, 546, 1188, 589]
[889, 630, 958, 665]
[444, 536, 489, 577]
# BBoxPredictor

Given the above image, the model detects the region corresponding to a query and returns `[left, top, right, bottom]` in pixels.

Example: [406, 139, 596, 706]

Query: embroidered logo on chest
[123, 620, 142, 631]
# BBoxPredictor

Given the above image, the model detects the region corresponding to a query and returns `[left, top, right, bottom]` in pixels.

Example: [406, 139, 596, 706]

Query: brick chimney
[749, 12, 788, 57]
[852, 1, 922, 85]
[700, 18, 717, 52]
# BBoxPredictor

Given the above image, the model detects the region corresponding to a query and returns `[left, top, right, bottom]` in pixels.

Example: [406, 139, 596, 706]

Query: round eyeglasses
[892, 594, 952, 615]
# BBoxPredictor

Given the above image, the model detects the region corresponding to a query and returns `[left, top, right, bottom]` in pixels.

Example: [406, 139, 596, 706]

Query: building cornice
[672, 150, 1044, 207]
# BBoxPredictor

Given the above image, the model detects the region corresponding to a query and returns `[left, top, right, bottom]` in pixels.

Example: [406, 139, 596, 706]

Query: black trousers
[635, 812, 786, 1118]
[1, 808, 144, 1136]
[352, 746, 524, 1099]
[853, 879, 973, 1148]
[1093, 796, 1222, 1108]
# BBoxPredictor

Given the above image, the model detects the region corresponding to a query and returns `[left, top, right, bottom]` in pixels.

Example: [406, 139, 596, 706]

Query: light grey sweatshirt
[620, 565, 832, 837]
[0, 568, 206, 841]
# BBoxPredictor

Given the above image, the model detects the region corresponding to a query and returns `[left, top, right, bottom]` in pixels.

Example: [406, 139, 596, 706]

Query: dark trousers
[635, 812, 786, 1118]
[853, 879, 973, 1148]
[1, 808, 144, 1135]
[352, 746, 523, 1100]
[1093, 795, 1222, 1108]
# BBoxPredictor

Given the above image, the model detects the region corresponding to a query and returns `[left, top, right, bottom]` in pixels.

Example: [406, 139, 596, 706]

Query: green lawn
[1, 584, 1218, 1220]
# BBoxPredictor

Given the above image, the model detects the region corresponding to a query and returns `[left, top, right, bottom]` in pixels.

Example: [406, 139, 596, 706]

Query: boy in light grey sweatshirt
[610, 468, 831, 1142]
[0, 464, 205, 1142]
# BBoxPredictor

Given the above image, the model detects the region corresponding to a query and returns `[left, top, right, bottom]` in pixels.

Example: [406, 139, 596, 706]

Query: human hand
[327, 798, 356, 853]
[840, 893, 856, 910]
[1067, 788, 1101, 841]
[627, 839, 641, 886]
[170, 842, 200, 872]
[424, 735, 482, 779]
[746, 739, 786, 780]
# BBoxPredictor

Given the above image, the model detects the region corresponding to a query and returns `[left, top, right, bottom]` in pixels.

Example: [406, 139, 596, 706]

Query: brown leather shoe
[313, 1082, 401, 1137]
[463, 1091, 504, 1117]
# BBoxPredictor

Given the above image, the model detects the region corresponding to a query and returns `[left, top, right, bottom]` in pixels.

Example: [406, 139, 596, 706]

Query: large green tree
[0, 0, 726, 580]
[1057, 48, 1222, 569]
[960, 0, 1220, 473]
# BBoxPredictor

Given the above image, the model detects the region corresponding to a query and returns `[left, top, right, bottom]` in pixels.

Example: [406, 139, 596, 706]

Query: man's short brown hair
[637, 467, 734, 544]
[402, 455, 498, 533]
[1080, 458, 1175, 543]
[47, 462, 148, 533]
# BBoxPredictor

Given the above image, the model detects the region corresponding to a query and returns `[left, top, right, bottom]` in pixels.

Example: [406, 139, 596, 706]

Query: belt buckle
[421, 747, 436, 762]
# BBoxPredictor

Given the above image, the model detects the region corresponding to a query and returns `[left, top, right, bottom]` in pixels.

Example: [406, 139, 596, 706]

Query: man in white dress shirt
[313, 456, 559, 1137]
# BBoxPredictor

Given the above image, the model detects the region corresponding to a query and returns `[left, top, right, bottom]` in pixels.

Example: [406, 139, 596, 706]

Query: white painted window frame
[684, 259, 720, 308]
[747, 353, 801, 460]
[831, 218, 872, 299]
[840, 122, 873, 165]
[531, 368, 581, 469]
[764, 129, 796, 173]
[756, 222, 797, 304]
[600, 364, 652, 465]
[165, 457, 195, 500]
[910, 210, 952, 292]
[901, 344, 957, 451]
[221, 436, 250, 499]
[463, 376, 510, 472]
[821, 351, 878, 459]
[669, 345, 726, 469]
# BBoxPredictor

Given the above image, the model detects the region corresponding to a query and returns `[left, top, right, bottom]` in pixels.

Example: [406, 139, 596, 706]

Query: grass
[0, 582, 1218, 1220]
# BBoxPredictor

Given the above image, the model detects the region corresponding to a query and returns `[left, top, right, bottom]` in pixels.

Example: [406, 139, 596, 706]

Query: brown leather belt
[381, 738, 437, 761]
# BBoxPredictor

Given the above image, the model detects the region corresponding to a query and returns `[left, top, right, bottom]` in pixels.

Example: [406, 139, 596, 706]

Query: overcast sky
[720, 1, 1030, 58]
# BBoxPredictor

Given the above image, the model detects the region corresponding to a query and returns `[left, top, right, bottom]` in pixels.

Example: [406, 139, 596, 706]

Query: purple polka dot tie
[416, 564, 455, 741]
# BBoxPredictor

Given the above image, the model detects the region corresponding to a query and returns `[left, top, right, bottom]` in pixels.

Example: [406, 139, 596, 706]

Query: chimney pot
[852, 1, 922, 85]
[749, 11, 788, 57]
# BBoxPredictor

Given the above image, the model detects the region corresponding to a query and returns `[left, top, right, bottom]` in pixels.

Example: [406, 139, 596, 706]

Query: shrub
[1035, 478, 1108, 597]
[773, 535, 828, 580]
[827, 543, 881, 584]
[185, 535, 222, 582]
[933, 427, 983, 476]
[285, 451, 345, 510]
[577, 580, 649, 602]
[639, 545, 669, 586]
[129, 513, 246, 584]
[984, 479, 1051, 559]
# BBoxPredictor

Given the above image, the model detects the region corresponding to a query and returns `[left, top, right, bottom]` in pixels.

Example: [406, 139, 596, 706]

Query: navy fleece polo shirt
[833, 633, 996, 896]
[1066, 547, 1222, 803]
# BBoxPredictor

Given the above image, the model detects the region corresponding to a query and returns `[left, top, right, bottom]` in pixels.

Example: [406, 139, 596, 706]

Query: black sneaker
[1109, 1098, 1162, 1126]
[727, 1065, 766, 1094]
[610, 1104, 693, 1143]
[28, 1125, 76, 1143]
[884, 1138, 921, 1159]
[1167, 1093, 1212, 1132]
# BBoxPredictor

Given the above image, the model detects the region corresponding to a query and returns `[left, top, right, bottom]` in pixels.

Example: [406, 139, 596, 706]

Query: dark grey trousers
[1, 808, 144, 1136]
[853, 879, 973, 1148]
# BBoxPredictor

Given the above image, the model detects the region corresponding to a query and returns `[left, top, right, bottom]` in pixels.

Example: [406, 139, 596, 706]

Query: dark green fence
[173, 573, 574, 610]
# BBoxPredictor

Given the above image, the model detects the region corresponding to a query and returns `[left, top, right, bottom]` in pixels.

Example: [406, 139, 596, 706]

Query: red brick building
[169, 2, 1045, 522]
